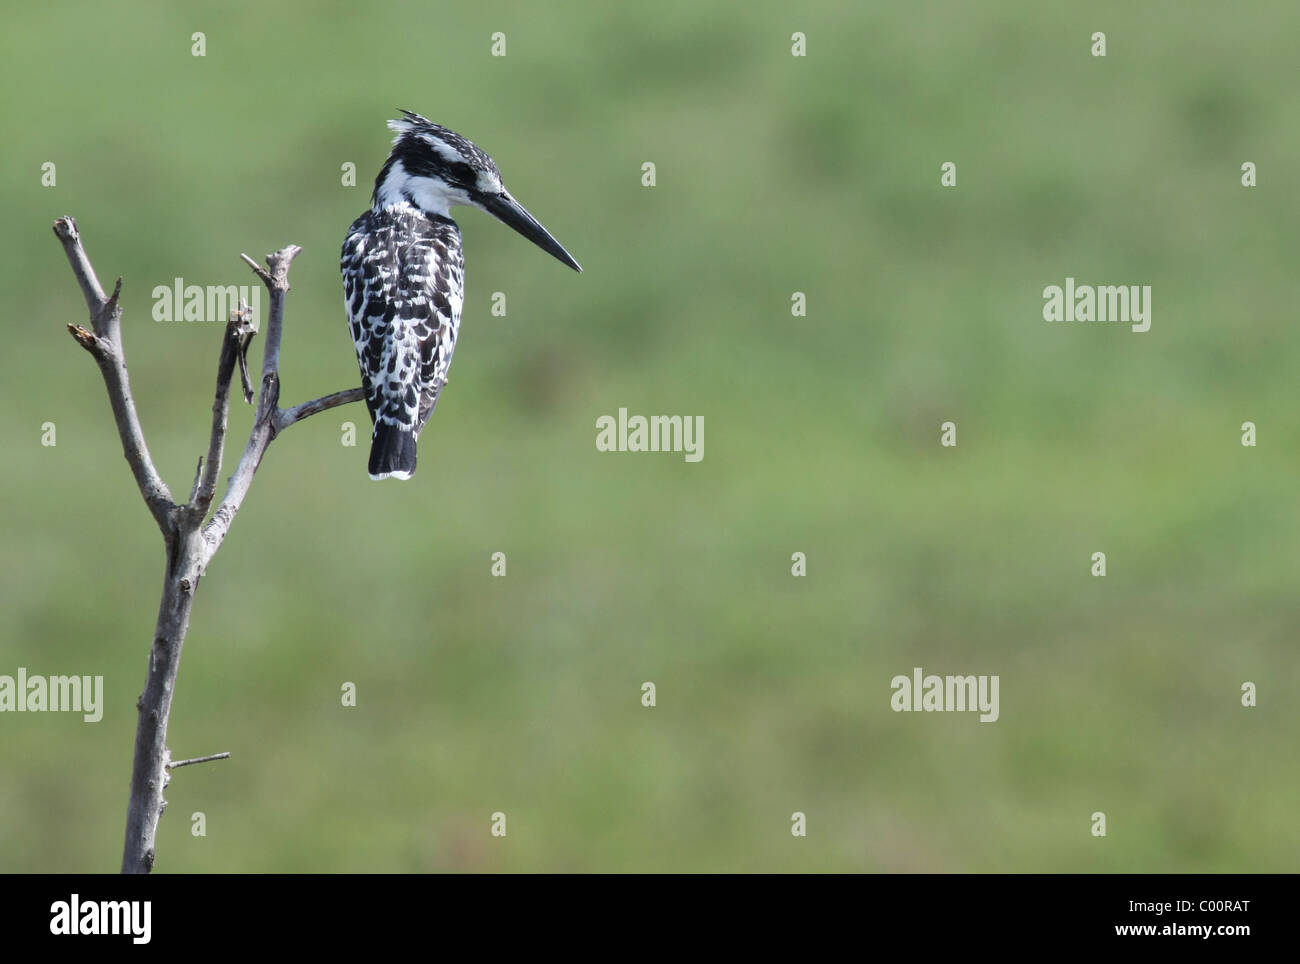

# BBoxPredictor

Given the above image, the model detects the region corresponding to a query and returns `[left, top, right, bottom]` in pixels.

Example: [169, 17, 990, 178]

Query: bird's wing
[411, 224, 464, 438]
[341, 220, 379, 427]
[342, 210, 464, 441]
[342, 214, 421, 436]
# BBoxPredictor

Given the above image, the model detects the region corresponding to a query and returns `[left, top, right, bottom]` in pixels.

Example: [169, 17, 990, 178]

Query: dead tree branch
[193, 305, 256, 517]
[54, 219, 174, 534]
[53, 216, 362, 873]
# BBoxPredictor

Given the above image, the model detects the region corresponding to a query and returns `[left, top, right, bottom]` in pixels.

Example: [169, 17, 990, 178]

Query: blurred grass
[0, 0, 1297, 871]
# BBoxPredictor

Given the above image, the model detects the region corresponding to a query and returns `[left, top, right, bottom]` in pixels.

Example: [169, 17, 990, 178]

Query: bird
[341, 110, 581, 480]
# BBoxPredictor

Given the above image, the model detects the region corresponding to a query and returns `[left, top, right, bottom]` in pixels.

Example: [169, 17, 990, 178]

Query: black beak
[479, 190, 582, 272]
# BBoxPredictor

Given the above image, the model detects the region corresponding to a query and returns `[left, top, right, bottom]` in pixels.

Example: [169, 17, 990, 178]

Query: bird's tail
[368, 423, 417, 481]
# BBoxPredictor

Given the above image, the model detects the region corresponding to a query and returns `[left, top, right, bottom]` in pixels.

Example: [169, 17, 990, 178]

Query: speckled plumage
[341, 205, 463, 467]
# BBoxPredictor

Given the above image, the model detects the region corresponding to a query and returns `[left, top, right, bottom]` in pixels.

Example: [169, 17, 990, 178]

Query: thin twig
[256, 245, 299, 390]
[276, 387, 367, 433]
[167, 752, 231, 769]
[235, 326, 256, 404]
[187, 457, 204, 505]
[53, 217, 175, 534]
[193, 306, 257, 516]
[55, 216, 111, 316]
[238, 252, 271, 285]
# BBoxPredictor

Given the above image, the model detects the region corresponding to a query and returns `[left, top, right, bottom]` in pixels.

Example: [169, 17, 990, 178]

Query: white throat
[374, 159, 463, 219]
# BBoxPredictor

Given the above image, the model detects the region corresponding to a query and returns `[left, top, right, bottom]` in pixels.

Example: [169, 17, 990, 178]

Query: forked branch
[54, 218, 174, 534]
[53, 216, 363, 873]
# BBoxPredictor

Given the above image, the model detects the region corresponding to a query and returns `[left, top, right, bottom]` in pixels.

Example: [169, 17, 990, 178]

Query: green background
[1, 0, 1296, 872]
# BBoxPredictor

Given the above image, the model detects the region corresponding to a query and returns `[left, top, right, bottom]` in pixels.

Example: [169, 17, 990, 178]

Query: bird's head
[372, 111, 581, 272]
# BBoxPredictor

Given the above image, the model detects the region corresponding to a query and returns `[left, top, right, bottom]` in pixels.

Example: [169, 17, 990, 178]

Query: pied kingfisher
[341, 111, 581, 480]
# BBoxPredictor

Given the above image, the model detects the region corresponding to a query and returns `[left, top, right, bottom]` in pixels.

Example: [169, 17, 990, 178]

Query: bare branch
[121, 535, 203, 874]
[276, 387, 366, 433]
[238, 252, 271, 286]
[257, 245, 300, 391]
[57, 221, 363, 872]
[167, 751, 231, 770]
[202, 246, 359, 564]
[235, 327, 256, 404]
[53, 216, 111, 320]
[193, 306, 257, 515]
[66, 323, 101, 354]
[187, 456, 204, 504]
[53, 217, 175, 534]
[201, 250, 291, 560]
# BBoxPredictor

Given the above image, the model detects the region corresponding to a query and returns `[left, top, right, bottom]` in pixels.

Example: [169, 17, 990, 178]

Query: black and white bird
[341, 111, 581, 480]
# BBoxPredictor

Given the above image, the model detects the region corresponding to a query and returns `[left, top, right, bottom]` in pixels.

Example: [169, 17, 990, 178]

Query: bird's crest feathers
[387, 109, 439, 140]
